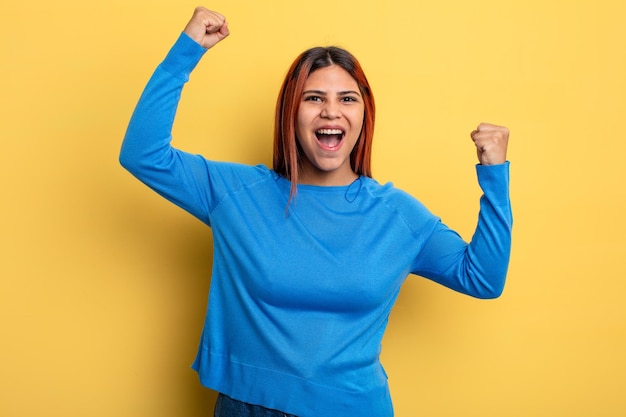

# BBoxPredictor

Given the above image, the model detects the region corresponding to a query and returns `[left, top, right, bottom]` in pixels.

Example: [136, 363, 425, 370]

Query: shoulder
[361, 177, 427, 209]
[361, 177, 439, 233]
[205, 161, 274, 188]
[201, 162, 279, 216]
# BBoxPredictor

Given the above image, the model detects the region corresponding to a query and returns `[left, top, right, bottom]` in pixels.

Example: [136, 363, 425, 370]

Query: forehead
[304, 65, 360, 91]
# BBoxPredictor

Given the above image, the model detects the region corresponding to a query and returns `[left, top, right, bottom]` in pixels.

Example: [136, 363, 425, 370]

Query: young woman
[120, 6, 512, 417]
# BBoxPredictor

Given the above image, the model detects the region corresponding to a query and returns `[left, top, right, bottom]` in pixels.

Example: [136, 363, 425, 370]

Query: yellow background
[1, 0, 625, 416]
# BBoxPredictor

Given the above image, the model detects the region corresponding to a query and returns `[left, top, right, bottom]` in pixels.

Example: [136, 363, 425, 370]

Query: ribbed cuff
[160, 32, 208, 80]
[476, 161, 511, 207]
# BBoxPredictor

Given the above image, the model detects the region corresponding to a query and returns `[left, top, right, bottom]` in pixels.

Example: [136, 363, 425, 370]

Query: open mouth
[315, 128, 345, 149]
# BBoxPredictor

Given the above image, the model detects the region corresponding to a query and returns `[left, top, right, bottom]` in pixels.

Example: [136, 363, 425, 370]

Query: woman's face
[295, 65, 365, 186]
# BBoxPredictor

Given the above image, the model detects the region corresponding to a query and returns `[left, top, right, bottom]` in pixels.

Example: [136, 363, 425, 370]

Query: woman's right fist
[183, 7, 230, 49]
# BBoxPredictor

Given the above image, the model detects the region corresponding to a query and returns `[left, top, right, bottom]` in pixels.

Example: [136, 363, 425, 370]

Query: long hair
[273, 46, 375, 204]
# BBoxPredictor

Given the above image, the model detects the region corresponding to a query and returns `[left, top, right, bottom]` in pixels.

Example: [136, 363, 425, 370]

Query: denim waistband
[214, 393, 297, 417]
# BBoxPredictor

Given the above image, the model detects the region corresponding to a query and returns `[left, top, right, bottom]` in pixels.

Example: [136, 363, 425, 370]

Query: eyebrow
[302, 89, 362, 97]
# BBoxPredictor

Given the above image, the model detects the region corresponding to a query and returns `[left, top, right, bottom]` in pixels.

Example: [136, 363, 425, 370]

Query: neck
[297, 165, 358, 186]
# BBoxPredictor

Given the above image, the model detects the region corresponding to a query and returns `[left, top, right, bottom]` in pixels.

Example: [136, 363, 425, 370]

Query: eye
[341, 96, 359, 103]
[304, 95, 322, 102]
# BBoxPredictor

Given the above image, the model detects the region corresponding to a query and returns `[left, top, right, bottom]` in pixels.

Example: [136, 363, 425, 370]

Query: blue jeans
[213, 393, 297, 417]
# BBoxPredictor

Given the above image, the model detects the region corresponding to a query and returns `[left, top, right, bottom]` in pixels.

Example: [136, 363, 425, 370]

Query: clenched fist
[470, 123, 509, 165]
[183, 6, 230, 49]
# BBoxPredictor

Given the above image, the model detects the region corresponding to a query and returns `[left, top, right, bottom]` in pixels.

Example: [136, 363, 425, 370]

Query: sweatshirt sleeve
[411, 162, 513, 299]
[119, 33, 214, 225]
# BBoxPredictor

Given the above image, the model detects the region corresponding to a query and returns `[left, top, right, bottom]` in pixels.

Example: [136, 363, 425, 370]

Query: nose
[321, 101, 341, 119]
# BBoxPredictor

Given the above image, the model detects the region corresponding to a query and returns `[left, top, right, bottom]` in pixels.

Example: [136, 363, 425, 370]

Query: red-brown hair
[273, 46, 375, 203]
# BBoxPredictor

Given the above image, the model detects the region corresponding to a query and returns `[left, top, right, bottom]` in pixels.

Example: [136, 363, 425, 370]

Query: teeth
[316, 129, 344, 135]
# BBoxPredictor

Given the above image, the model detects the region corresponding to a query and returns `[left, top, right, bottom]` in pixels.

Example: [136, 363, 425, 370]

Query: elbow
[468, 255, 510, 299]
[119, 152, 132, 171]
[119, 146, 140, 176]
[478, 285, 504, 299]
[475, 274, 507, 299]
[119, 131, 145, 174]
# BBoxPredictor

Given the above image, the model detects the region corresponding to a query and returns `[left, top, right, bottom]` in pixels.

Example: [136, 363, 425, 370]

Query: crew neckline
[275, 174, 364, 193]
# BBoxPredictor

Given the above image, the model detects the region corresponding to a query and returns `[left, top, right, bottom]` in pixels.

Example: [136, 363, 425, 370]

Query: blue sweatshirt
[120, 33, 512, 417]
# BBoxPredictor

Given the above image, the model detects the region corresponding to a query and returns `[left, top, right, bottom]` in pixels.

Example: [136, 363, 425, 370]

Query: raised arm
[412, 123, 512, 299]
[119, 7, 229, 223]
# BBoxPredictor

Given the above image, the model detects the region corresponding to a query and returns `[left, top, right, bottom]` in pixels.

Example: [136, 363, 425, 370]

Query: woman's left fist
[470, 123, 509, 165]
